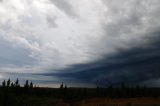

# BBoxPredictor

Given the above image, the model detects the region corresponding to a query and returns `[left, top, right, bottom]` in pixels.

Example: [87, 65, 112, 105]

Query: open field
[0, 83, 160, 106]
[72, 98, 160, 106]
[15, 97, 160, 106]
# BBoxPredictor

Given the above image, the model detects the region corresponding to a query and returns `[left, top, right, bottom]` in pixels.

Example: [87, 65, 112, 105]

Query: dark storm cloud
[42, 33, 160, 87]
[50, 0, 77, 17]
[39, 0, 160, 87]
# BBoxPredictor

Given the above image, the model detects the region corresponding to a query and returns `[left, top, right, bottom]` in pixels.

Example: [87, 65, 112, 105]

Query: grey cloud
[34, 0, 160, 87]
[87, 0, 160, 57]
[50, 0, 77, 17]
[102, 0, 160, 36]
[0, 39, 38, 67]
[46, 15, 57, 28]
[44, 37, 160, 87]
[1, 0, 160, 87]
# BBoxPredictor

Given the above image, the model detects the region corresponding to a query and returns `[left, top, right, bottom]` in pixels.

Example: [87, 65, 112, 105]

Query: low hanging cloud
[0, 0, 160, 86]
[51, 39, 160, 87]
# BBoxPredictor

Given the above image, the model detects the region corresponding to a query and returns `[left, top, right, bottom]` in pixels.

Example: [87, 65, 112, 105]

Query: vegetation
[0, 79, 160, 106]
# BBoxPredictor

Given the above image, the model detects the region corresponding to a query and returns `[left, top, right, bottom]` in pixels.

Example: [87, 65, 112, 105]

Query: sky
[0, 0, 160, 87]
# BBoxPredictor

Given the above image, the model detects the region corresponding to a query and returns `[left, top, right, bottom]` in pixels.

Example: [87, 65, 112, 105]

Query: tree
[7, 79, 11, 87]
[11, 82, 14, 88]
[59, 82, 64, 97]
[60, 82, 64, 89]
[64, 84, 68, 93]
[64, 84, 67, 89]
[15, 78, 20, 88]
[29, 81, 33, 88]
[2, 80, 6, 87]
[64, 84, 68, 100]
[24, 80, 29, 88]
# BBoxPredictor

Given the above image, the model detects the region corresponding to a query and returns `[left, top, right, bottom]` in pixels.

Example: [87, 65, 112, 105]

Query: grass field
[0, 82, 160, 106]
[16, 97, 160, 106]
[72, 98, 160, 106]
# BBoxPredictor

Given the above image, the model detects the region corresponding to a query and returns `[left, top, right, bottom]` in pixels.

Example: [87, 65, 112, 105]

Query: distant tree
[15, 78, 20, 88]
[7, 79, 11, 87]
[2, 80, 6, 87]
[60, 82, 64, 89]
[11, 82, 14, 88]
[29, 81, 33, 88]
[24, 80, 29, 88]
[64, 84, 68, 99]
[64, 84, 67, 93]
[64, 84, 67, 89]
[59, 82, 64, 97]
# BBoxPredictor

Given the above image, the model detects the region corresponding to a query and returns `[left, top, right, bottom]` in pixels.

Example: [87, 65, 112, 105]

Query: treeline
[0, 79, 160, 105]
[1, 78, 33, 88]
[0, 79, 35, 106]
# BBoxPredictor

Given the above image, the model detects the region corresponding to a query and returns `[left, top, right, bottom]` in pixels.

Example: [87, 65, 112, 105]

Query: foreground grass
[18, 96, 60, 106]
[3, 97, 160, 106]
[0, 84, 160, 106]
[73, 97, 160, 106]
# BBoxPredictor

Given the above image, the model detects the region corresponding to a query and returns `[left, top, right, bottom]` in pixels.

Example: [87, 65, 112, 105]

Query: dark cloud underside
[44, 35, 160, 86]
